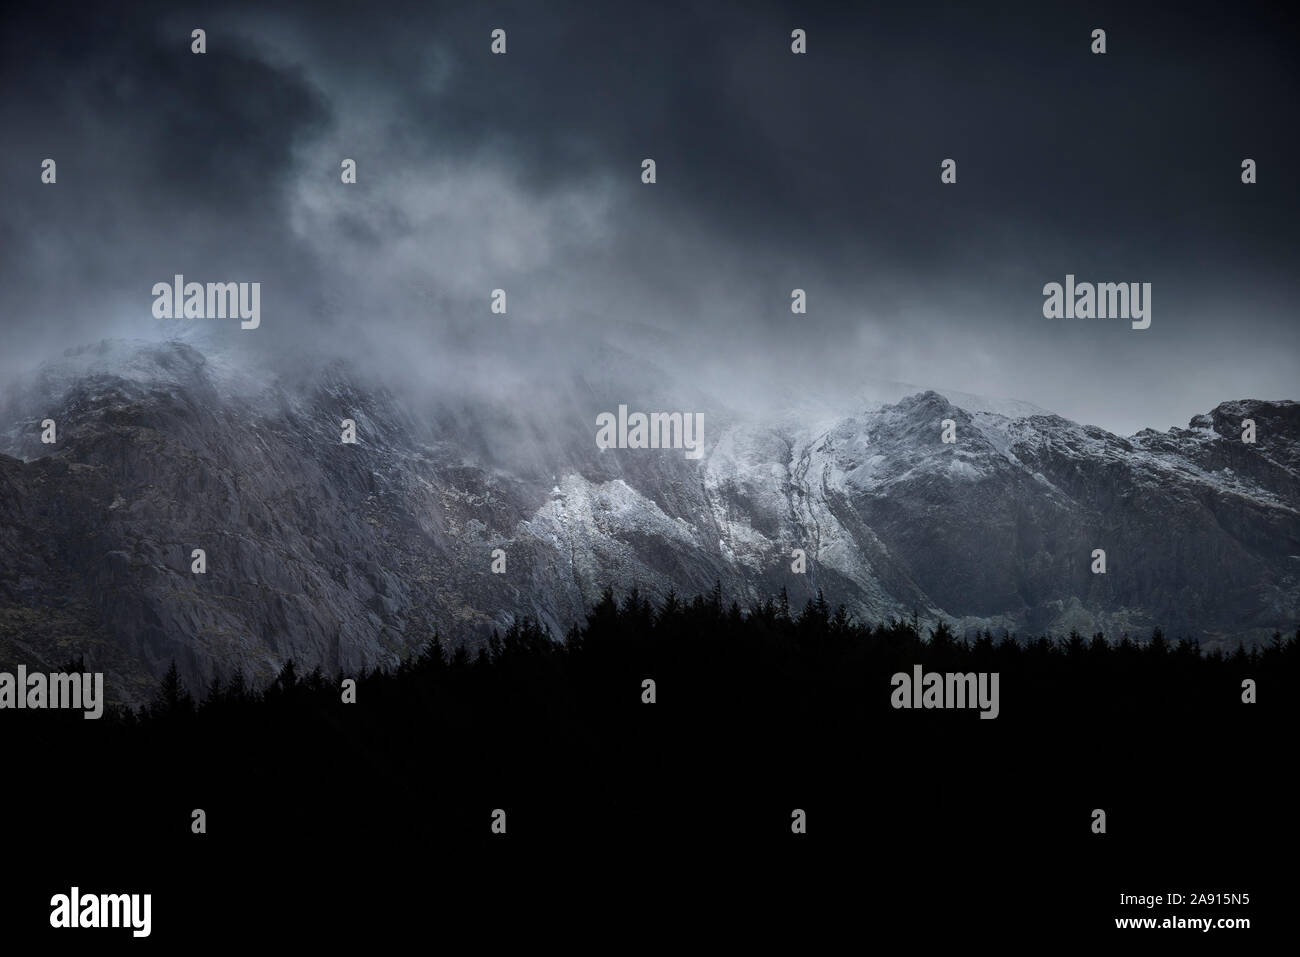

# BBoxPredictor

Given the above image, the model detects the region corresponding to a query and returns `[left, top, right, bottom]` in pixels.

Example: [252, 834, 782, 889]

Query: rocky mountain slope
[2, 339, 1296, 704]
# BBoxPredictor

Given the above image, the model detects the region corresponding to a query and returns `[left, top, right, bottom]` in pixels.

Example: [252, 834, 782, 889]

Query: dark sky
[2, 0, 1297, 434]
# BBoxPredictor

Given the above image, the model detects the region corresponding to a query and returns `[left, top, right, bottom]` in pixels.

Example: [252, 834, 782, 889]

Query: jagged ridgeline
[1, 338, 1298, 707]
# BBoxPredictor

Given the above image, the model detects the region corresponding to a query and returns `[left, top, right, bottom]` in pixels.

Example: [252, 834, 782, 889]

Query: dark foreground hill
[5, 590, 1297, 946]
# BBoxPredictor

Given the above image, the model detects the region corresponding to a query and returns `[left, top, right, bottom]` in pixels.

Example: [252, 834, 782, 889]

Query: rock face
[2, 339, 1296, 704]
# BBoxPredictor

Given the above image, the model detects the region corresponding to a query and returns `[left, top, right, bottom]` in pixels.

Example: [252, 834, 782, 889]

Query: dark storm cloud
[2, 0, 1297, 434]
[1, 0, 332, 371]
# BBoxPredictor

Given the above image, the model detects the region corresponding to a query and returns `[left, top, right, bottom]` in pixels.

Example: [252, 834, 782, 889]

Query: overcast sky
[2, 0, 1297, 435]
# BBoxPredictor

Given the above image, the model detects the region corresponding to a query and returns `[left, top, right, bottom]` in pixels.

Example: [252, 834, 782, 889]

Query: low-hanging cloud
[2, 0, 1297, 437]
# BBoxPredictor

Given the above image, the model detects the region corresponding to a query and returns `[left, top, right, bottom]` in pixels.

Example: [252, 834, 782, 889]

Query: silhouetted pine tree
[203, 670, 223, 709]
[658, 588, 681, 623]
[152, 660, 194, 718]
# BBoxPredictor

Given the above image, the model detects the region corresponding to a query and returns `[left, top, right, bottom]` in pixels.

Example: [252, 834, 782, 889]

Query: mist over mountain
[5, 3, 1300, 946]
[2, 338, 1295, 704]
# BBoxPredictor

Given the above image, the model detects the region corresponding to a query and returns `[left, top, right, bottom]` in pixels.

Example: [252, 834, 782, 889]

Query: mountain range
[1, 338, 1296, 705]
